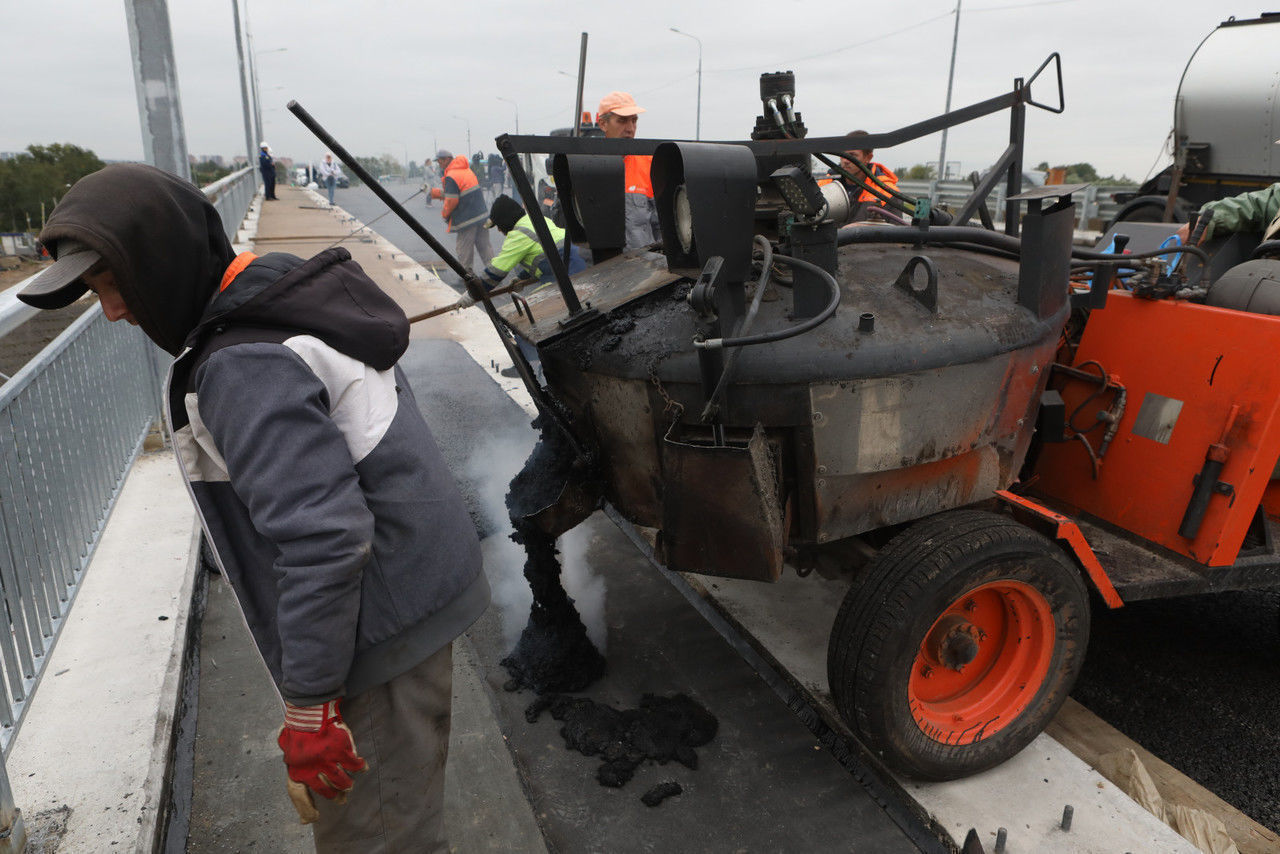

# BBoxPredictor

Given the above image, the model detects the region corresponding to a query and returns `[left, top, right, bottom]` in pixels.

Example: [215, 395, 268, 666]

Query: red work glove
[277, 699, 367, 813]
[429, 187, 443, 200]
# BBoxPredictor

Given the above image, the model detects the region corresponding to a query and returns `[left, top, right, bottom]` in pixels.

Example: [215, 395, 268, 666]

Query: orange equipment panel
[1032, 292, 1280, 566]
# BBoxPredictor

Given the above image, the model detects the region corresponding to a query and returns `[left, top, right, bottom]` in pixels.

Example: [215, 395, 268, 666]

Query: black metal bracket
[894, 255, 939, 313]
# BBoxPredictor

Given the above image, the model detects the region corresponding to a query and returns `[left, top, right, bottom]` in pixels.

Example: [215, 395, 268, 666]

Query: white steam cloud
[465, 430, 607, 653]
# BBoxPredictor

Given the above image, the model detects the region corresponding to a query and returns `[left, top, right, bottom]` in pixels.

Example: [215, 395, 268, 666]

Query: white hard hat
[260, 141, 269, 149]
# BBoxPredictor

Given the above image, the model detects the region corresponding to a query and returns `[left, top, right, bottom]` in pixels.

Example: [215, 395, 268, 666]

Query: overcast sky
[0, 1, 1263, 181]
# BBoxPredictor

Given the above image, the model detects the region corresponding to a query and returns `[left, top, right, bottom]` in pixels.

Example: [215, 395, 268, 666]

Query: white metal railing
[0, 166, 257, 757]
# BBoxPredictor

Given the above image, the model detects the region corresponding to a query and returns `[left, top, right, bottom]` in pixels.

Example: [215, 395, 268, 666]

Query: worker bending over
[481, 194, 587, 289]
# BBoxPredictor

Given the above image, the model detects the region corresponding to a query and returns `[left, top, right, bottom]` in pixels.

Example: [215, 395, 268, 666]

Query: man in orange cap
[597, 91, 661, 249]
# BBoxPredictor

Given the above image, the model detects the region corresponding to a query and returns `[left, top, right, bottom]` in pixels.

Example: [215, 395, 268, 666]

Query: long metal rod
[1005, 78, 1026, 237]
[572, 33, 588, 137]
[288, 100, 560, 421]
[565, 32, 588, 273]
[288, 100, 480, 290]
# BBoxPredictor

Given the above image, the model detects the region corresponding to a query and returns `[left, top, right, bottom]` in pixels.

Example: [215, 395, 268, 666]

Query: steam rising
[465, 430, 606, 653]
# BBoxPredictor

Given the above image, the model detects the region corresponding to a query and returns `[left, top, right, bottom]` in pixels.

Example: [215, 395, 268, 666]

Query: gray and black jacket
[167, 248, 488, 704]
[35, 165, 487, 705]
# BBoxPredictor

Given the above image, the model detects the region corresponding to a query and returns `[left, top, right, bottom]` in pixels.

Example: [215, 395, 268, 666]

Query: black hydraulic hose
[697, 252, 840, 350]
[771, 110, 916, 215]
[825, 152, 919, 207]
[813, 152, 908, 213]
[837, 224, 1211, 271]
[862, 205, 911, 226]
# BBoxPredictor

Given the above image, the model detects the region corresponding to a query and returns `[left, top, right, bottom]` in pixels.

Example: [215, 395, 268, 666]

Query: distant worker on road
[316, 153, 343, 206]
[487, 152, 506, 196]
[471, 152, 488, 201]
[430, 149, 494, 275]
[259, 141, 278, 201]
[839, 130, 899, 212]
[421, 156, 437, 208]
[597, 91, 661, 249]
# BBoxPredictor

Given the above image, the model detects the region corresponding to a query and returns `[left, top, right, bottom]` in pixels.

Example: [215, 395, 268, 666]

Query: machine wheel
[827, 509, 1090, 781]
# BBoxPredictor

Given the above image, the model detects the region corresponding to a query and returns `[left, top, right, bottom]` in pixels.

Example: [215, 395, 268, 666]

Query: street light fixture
[496, 96, 519, 134]
[669, 27, 703, 140]
[451, 114, 471, 156]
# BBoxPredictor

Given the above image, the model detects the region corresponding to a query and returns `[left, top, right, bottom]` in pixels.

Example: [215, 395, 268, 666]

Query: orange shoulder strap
[219, 252, 258, 292]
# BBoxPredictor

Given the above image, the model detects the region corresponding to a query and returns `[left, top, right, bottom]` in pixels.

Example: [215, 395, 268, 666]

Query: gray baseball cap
[17, 239, 102, 310]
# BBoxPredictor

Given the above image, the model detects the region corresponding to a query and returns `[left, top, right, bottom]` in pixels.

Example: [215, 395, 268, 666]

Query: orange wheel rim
[907, 580, 1055, 745]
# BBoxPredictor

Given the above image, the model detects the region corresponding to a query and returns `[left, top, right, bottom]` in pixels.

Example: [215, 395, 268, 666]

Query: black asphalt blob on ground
[525, 693, 718, 789]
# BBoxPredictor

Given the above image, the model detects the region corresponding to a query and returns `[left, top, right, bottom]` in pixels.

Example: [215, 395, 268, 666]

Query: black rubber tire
[826, 509, 1090, 781]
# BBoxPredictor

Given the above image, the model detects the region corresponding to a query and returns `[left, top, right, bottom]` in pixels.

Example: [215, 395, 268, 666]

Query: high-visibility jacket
[623, 155, 660, 249]
[842, 161, 899, 205]
[482, 215, 586, 285]
[431, 156, 487, 232]
[1200, 182, 1280, 242]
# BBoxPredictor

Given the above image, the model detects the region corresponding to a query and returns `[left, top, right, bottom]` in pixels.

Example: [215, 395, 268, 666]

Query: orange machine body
[1031, 291, 1280, 567]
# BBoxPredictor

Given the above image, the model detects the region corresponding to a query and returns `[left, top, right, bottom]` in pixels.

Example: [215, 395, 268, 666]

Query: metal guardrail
[897, 179, 1129, 230]
[0, 166, 257, 761]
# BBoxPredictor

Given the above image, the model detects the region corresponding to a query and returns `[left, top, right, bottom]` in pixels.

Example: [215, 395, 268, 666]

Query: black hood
[39, 163, 235, 356]
[194, 248, 409, 371]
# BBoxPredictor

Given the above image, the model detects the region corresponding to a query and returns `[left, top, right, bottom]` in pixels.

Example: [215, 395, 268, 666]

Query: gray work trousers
[311, 643, 453, 854]
[453, 222, 494, 273]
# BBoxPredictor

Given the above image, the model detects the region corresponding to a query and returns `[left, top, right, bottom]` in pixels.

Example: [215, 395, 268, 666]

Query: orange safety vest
[852, 162, 899, 204]
[220, 252, 258, 292]
[624, 155, 654, 198]
[440, 156, 487, 231]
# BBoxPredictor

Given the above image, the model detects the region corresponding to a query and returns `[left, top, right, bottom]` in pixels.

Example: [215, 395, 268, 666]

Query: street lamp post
[496, 96, 519, 134]
[937, 0, 962, 180]
[451, 114, 471, 156]
[669, 27, 702, 140]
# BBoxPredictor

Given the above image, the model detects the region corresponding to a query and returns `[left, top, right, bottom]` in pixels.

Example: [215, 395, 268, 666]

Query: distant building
[0, 152, 22, 161]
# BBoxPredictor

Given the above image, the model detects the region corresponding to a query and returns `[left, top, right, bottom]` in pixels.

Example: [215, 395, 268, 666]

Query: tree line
[891, 160, 1137, 186]
[0, 144, 105, 233]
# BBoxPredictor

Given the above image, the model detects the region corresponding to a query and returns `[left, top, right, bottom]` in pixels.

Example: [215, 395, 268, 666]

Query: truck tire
[827, 509, 1090, 781]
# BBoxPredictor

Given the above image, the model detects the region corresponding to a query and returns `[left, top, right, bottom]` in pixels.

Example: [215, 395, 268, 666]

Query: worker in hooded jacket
[18, 163, 489, 854]
[431, 149, 494, 275]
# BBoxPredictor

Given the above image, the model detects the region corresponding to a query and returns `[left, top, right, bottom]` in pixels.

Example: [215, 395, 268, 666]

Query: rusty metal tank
[496, 65, 1075, 584]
